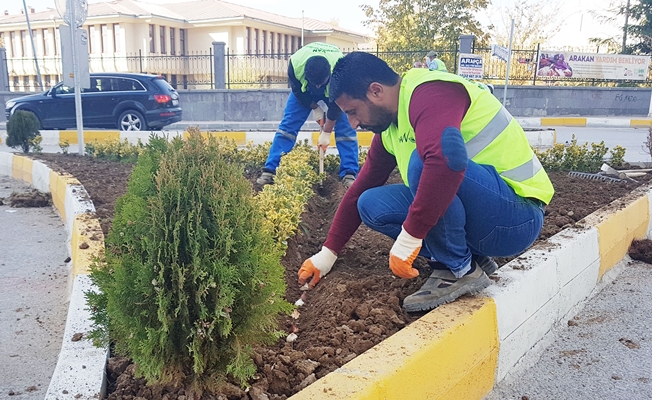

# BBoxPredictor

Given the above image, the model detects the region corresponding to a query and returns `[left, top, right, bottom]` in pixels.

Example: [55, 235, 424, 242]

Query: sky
[8, 0, 626, 49]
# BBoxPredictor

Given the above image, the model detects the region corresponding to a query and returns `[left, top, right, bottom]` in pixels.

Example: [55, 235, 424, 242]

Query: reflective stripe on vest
[381, 68, 554, 204]
[290, 42, 343, 96]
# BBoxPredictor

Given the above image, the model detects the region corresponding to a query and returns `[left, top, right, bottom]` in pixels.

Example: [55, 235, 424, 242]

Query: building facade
[0, 0, 368, 91]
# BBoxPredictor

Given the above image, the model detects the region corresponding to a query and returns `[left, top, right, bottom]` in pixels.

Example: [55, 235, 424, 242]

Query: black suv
[5, 73, 182, 131]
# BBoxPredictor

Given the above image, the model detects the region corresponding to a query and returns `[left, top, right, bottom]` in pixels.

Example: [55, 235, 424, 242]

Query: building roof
[0, 0, 368, 39]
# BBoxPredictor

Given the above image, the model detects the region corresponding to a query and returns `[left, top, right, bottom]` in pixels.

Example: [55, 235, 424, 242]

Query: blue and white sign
[458, 53, 483, 80]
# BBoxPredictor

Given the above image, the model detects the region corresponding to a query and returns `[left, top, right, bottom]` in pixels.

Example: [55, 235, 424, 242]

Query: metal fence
[6, 46, 652, 91]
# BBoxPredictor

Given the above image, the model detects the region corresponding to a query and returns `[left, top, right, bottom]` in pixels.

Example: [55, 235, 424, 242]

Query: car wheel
[117, 110, 147, 131]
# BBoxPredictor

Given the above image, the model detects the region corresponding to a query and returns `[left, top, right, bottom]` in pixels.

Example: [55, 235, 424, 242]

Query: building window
[20, 30, 27, 57]
[112, 23, 120, 53]
[159, 25, 166, 54]
[254, 29, 259, 54]
[89, 26, 96, 54]
[149, 24, 156, 53]
[246, 27, 250, 53]
[54, 27, 60, 55]
[100, 24, 108, 53]
[180, 29, 186, 55]
[42, 28, 49, 56]
[170, 27, 176, 55]
[262, 30, 267, 54]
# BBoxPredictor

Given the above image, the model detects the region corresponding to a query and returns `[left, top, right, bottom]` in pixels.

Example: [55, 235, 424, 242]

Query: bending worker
[297, 52, 554, 312]
[257, 42, 359, 187]
[424, 50, 448, 72]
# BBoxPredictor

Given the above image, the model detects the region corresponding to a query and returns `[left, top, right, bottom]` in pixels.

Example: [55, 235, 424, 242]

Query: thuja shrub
[6, 110, 41, 153]
[87, 133, 292, 393]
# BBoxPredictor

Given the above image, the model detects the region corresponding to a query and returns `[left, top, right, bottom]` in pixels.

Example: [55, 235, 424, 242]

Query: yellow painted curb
[595, 195, 649, 279]
[541, 117, 587, 127]
[289, 297, 498, 400]
[12, 156, 33, 184]
[71, 215, 105, 276]
[60, 130, 120, 144]
[630, 119, 652, 128]
[48, 171, 81, 222]
[310, 131, 374, 147]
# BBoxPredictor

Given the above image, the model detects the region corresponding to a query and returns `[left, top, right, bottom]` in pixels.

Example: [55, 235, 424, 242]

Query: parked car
[5, 73, 182, 131]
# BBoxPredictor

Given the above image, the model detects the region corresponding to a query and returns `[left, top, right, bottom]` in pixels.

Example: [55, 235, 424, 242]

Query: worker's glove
[298, 246, 337, 288]
[313, 107, 326, 127]
[389, 227, 422, 279]
[317, 131, 331, 151]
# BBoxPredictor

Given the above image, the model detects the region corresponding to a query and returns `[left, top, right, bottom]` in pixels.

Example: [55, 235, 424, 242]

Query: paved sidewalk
[485, 258, 652, 400]
[0, 176, 70, 399]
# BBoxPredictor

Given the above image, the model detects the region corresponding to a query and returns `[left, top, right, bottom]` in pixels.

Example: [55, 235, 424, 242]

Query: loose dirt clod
[8, 189, 51, 208]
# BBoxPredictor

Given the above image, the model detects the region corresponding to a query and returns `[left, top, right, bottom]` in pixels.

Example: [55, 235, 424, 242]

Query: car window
[116, 78, 145, 91]
[55, 85, 74, 95]
[153, 77, 175, 92]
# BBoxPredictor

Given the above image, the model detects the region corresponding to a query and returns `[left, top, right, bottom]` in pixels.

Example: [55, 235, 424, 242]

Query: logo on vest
[398, 132, 415, 144]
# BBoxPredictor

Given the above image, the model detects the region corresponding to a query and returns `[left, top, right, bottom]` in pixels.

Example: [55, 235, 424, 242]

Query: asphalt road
[485, 258, 652, 400]
[0, 176, 70, 399]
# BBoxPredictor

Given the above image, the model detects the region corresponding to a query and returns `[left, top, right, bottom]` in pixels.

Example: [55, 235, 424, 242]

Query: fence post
[210, 47, 214, 89]
[533, 43, 540, 86]
[226, 47, 231, 89]
[139, 49, 143, 73]
[0, 48, 10, 92]
[459, 35, 474, 54]
[212, 41, 226, 90]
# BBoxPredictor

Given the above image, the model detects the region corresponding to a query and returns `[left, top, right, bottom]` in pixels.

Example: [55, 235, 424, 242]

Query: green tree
[624, 0, 652, 54]
[87, 133, 292, 394]
[361, 0, 489, 70]
[6, 110, 40, 154]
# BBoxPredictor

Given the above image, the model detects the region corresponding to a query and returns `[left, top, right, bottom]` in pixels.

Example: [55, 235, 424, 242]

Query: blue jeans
[357, 150, 544, 275]
[263, 92, 360, 178]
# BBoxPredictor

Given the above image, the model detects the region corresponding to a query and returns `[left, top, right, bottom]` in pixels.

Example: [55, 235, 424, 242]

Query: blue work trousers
[263, 92, 359, 178]
[357, 151, 544, 275]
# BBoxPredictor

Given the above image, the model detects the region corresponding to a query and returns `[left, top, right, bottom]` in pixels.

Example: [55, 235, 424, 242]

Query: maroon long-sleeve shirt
[324, 80, 471, 254]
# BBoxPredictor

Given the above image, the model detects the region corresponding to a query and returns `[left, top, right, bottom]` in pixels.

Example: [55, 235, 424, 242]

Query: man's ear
[368, 82, 383, 99]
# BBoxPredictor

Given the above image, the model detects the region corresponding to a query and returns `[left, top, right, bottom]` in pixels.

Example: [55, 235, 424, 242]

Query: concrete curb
[519, 117, 652, 128]
[0, 153, 108, 399]
[3, 148, 647, 399]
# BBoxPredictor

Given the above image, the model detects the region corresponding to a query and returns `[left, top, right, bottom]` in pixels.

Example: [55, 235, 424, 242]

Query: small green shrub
[609, 145, 626, 168]
[534, 135, 611, 172]
[6, 110, 40, 153]
[256, 145, 320, 247]
[87, 132, 292, 394]
[87, 137, 145, 162]
[59, 139, 70, 154]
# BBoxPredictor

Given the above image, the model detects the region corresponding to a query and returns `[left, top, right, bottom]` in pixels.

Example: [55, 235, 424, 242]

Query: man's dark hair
[330, 52, 400, 100]
[304, 56, 331, 85]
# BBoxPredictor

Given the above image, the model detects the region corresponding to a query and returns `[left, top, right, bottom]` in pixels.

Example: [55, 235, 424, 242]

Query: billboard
[537, 51, 650, 80]
[458, 53, 483, 80]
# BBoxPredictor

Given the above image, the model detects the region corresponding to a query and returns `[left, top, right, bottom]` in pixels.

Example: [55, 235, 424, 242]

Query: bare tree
[488, 0, 562, 48]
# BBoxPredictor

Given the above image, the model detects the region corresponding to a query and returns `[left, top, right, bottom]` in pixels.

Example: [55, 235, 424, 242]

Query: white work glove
[312, 107, 326, 126]
[317, 131, 331, 151]
[389, 227, 422, 279]
[316, 100, 328, 113]
[298, 246, 337, 288]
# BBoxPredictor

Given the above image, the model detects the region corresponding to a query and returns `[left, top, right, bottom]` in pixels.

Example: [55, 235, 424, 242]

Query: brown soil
[629, 239, 652, 264]
[27, 153, 652, 399]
